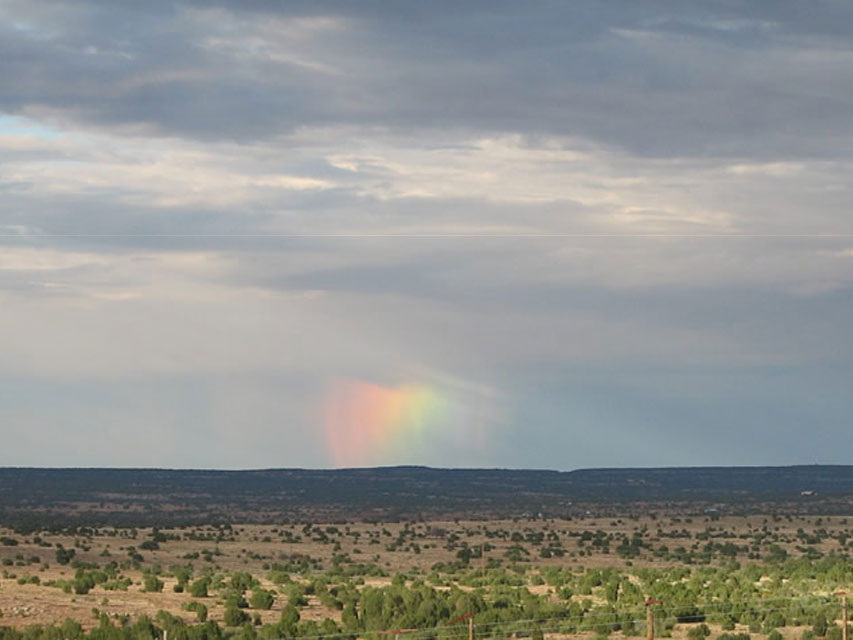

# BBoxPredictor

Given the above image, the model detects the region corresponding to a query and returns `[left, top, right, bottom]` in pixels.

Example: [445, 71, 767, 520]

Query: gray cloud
[3, 1, 853, 156]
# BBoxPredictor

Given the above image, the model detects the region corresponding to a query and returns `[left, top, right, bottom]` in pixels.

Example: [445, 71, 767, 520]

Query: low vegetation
[2, 515, 853, 640]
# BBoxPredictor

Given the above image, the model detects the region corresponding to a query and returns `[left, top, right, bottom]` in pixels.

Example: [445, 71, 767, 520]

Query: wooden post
[646, 605, 654, 640]
[836, 592, 849, 640]
[481, 543, 486, 576]
[468, 616, 474, 640]
[646, 599, 662, 640]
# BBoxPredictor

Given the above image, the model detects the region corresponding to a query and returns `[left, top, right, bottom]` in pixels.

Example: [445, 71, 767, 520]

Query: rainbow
[323, 380, 453, 467]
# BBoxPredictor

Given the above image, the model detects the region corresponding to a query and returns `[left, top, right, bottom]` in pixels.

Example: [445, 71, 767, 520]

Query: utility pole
[836, 591, 849, 640]
[646, 599, 663, 640]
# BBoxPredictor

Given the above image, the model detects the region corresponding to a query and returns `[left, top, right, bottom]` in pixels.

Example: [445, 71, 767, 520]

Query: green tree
[342, 602, 360, 632]
[279, 604, 300, 636]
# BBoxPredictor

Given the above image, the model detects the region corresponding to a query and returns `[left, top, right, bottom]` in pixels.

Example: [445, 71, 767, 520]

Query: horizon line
[0, 462, 841, 473]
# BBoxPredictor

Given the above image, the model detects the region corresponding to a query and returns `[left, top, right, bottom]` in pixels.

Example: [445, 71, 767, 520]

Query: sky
[1, 1, 853, 470]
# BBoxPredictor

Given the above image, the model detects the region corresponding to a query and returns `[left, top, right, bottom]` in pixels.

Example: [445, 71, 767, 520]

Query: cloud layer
[1, 1, 852, 468]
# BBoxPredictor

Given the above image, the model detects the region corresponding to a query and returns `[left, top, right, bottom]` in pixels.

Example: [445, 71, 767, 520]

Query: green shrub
[142, 574, 164, 593]
[249, 588, 275, 610]
[813, 615, 829, 637]
[55, 547, 76, 565]
[224, 606, 249, 627]
[184, 601, 208, 622]
[826, 627, 843, 640]
[189, 578, 209, 598]
[687, 624, 711, 640]
[73, 574, 95, 595]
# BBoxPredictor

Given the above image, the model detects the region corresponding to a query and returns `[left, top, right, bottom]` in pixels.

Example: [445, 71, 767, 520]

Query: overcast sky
[2, 1, 852, 470]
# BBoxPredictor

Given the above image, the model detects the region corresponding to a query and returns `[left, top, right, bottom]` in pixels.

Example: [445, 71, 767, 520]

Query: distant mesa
[0, 465, 851, 525]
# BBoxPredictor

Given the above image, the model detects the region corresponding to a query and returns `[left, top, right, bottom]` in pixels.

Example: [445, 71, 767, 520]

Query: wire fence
[280, 593, 847, 640]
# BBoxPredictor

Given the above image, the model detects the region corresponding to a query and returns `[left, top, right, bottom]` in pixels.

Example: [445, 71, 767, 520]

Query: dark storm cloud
[4, 0, 853, 157]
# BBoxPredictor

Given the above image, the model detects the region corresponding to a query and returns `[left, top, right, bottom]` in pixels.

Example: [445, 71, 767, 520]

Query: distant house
[800, 490, 817, 496]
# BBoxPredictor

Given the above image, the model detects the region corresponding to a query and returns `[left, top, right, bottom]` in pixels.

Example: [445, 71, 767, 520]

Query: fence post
[836, 591, 849, 640]
[646, 599, 663, 640]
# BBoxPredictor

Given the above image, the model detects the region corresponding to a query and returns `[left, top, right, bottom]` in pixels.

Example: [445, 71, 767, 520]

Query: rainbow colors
[323, 380, 454, 467]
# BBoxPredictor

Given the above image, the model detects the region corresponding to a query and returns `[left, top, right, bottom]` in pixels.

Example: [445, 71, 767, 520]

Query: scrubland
[2, 514, 853, 640]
